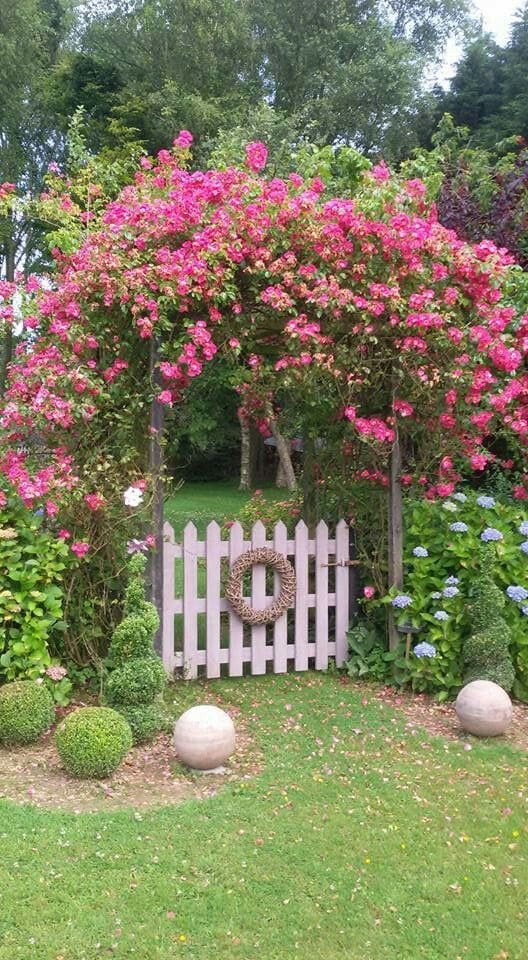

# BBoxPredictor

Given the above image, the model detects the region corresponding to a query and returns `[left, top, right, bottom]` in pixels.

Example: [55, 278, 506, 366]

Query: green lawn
[1, 673, 526, 959]
[165, 480, 282, 539]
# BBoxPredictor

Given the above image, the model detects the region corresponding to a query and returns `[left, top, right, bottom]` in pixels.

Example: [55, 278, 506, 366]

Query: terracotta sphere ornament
[455, 680, 513, 737]
[173, 705, 236, 771]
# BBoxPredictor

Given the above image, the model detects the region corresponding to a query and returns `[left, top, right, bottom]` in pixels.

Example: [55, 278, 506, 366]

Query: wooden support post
[149, 336, 165, 655]
[388, 426, 404, 651]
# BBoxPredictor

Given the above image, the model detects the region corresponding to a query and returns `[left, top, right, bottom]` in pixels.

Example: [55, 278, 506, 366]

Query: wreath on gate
[225, 548, 296, 624]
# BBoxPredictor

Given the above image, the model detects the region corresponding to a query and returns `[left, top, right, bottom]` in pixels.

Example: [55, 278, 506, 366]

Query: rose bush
[2, 137, 528, 660]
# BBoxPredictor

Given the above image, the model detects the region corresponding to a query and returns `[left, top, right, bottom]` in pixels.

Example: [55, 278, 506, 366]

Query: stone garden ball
[173, 704, 235, 770]
[455, 680, 513, 737]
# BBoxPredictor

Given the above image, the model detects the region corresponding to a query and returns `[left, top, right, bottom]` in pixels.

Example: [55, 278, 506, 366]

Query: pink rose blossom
[71, 541, 90, 558]
[245, 142, 267, 173]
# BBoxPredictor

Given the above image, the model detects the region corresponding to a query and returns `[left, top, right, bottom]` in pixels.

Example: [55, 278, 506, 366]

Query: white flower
[442, 501, 458, 512]
[124, 486, 144, 508]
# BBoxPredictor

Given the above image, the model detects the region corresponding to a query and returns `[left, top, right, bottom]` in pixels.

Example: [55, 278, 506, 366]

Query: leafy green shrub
[0, 680, 55, 744]
[0, 491, 70, 680]
[105, 554, 166, 743]
[55, 706, 133, 778]
[462, 554, 515, 692]
[379, 489, 528, 699]
[235, 491, 302, 535]
[116, 703, 167, 744]
[346, 622, 396, 682]
[105, 656, 166, 706]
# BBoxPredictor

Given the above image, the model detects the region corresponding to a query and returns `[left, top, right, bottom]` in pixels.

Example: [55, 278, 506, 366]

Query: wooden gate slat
[206, 521, 221, 678]
[250, 520, 267, 675]
[294, 520, 309, 671]
[228, 522, 244, 677]
[273, 520, 288, 673]
[315, 521, 329, 670]
[182, 522, 199, 679]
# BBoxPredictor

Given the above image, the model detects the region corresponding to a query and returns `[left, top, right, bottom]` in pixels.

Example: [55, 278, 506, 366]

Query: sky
[439, 0, 522, 84]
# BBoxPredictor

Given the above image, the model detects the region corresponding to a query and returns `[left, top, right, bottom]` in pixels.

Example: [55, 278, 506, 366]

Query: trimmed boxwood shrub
[0, 680, 55, 744]
[55, 706, 133, 778]
[117, 703, 167, 744]
[463, 555, 515, 692]
[106, 656, 166, 707]
[105, 555, 167, 744]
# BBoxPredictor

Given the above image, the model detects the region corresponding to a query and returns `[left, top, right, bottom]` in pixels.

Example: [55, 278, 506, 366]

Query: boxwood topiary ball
[116, 702, 166, 744]
[0, 680, 55, 745]
[105, 656, 166, 707]
[55, 706, 133, 778]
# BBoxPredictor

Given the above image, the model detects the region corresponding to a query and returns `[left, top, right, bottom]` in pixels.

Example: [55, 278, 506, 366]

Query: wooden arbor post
[149, 336, 165, 655]
[387, 424, 404, 651]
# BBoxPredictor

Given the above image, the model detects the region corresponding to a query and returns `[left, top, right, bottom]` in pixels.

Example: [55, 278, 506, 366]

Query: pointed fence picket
[162, 517, 351, 678]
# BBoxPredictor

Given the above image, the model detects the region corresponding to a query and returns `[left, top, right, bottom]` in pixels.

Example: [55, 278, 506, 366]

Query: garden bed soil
[0, 702, 260, 813]
[370, 682, 528, 751]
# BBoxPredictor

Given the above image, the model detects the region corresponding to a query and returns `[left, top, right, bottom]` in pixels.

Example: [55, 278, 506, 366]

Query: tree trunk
[270, 420, 296, 491]
[149, 337, 165, 656]
[238, 413, 251, 491]
[388, 425, 404, 651]
[0, 237, 15, 397]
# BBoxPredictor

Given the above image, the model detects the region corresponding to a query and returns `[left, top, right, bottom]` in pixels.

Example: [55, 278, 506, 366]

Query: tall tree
[0, 0, 68, 386]
[69, 0, 472, 159]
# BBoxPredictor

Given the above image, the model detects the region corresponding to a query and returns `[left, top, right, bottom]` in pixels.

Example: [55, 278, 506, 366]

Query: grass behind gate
[0, 673, 526, 960]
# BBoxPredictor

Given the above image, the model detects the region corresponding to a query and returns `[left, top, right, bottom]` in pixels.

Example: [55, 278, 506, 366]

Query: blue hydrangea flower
[480, 528, 503, 542]
[522, 606, 528, 616]
[520, 541, 528, 555]
[449, 522, 468, 533]
[443, 586, 459, 598]
[414, 642, 436, 658]
[391, 594, 413, 609]
[518, 522, 528, 536]
[34, 508, 44, 517]
[434, 610, 449, 621]
[506, 585, 528, 603]
[431, 591, 442, 600]
[445, 576, 460, 585]
[442, 501, 458, 513]
[412, 546, 428, 558]
[476, 495, 496, 508]
[453, 492, 467, 503]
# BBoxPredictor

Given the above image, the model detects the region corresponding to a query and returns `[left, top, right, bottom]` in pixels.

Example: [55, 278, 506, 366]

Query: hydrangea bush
[380, 490, 528, 699]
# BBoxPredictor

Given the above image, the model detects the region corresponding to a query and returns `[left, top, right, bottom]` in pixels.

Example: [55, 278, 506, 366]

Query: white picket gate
[162, 518, 350, 678]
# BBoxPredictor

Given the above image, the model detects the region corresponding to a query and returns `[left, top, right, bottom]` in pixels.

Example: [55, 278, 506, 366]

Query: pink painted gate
[162, 519, 350, 678]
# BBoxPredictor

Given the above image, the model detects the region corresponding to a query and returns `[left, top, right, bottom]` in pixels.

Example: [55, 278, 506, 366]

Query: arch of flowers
[1, 135, 527, 651]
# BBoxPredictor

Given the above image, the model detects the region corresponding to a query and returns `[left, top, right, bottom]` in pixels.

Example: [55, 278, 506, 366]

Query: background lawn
[0, 673, 526, 960]
[164, 481, 283, 539]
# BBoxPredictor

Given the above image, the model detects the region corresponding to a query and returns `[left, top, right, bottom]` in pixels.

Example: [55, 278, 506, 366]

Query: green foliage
[55, 706, 133, 778]
[424, 8, 528, 148]
[115, 702, 168, 744]
[0, 493, 70, 681]
[345, 622, 395, 682]
[105, 555, 166, 743]
[236, 490, 302, 535]
[106, 656, 166, 707]
[462, 553, 515, 692]
[392, 489, 528, 699]
[0, 680, 55, 745]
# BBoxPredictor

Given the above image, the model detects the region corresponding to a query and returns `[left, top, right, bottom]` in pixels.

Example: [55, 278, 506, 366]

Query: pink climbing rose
[245, 141, 267, 173]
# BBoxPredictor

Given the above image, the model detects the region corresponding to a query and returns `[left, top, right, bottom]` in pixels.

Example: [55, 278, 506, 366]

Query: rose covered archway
[1, 135, 528, 656]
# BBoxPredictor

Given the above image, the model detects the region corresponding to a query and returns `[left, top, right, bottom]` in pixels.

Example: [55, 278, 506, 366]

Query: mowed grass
[1, 673, 527, 960]
[164, 480, 283, 539]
